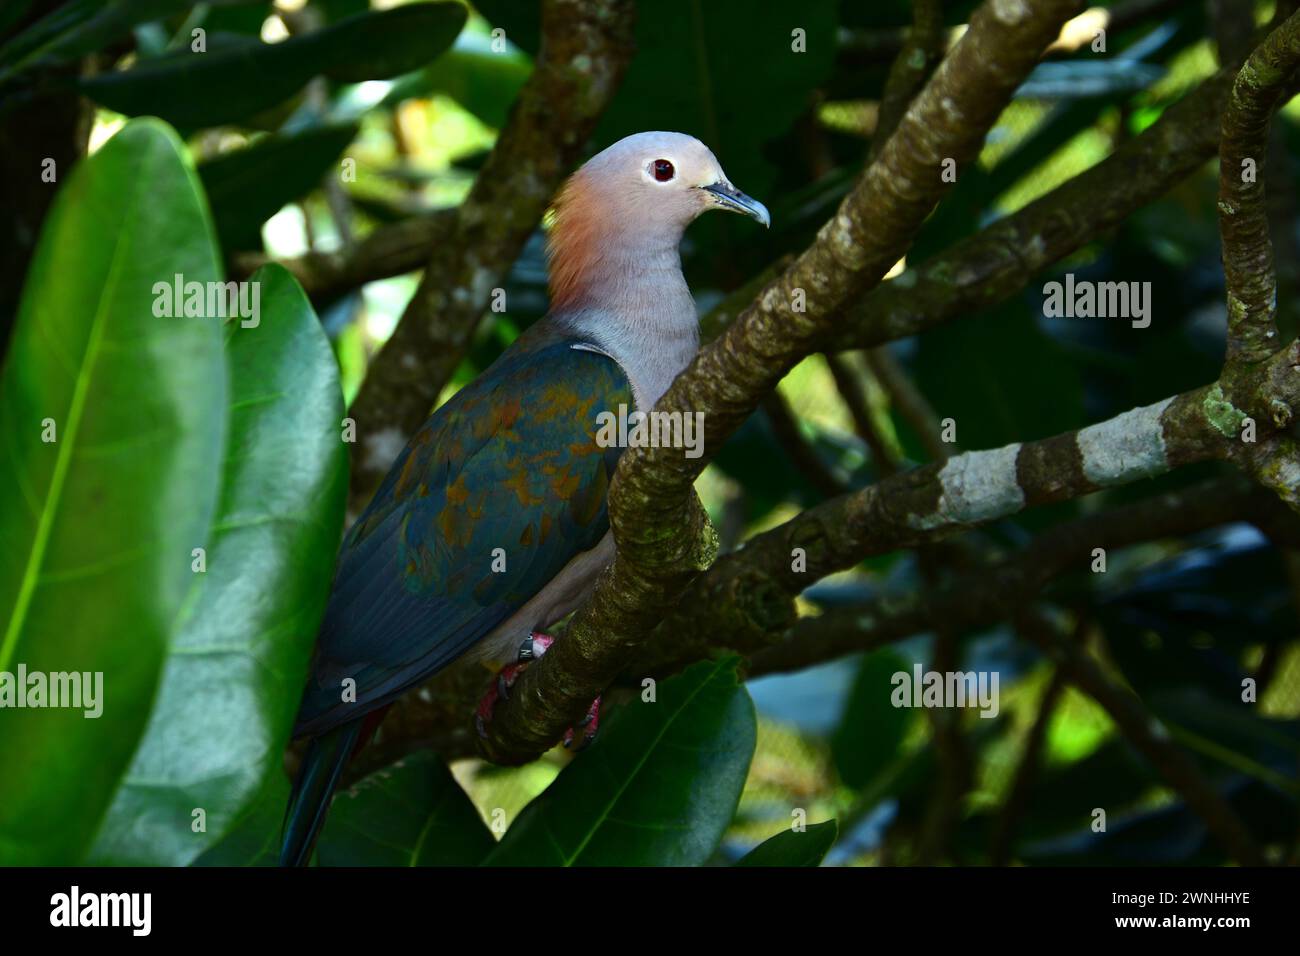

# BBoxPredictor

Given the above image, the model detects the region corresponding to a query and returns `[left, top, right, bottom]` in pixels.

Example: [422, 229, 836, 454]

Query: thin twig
[760, 391, 849, 498]
[824, 352, 900, 476]
[991, 663, 1068, 865]
[1015, 609, 1266, 866]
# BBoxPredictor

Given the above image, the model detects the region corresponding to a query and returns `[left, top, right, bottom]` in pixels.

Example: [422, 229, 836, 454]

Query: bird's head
[547, 131, 769, 310]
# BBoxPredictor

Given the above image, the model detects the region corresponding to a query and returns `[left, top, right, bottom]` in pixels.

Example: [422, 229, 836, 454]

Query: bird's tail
[279, 720, 364, 867]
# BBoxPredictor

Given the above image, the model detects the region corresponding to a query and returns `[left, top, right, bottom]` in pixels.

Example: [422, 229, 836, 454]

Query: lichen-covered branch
[733, 476, 1300, 678]
[1215, 11, 1300, 515]
[1218, 9, 1300, 369]
[649, 363, 1300, 671]
[476, 0, 1088, 764]
[343, 0, 635, 517]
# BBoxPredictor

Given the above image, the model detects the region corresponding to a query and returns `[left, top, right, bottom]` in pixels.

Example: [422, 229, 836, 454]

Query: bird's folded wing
[293, 337, 631, 735]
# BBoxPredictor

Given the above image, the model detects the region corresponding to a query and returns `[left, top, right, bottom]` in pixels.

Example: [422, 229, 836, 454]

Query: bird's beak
[701, 181, 770, 228]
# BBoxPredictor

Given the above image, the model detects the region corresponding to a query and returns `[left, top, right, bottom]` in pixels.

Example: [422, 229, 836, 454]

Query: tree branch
[231, 209, 454, 305]
[1218, 8, 1300, 369]
[652, 347, 1300, 664]
[990, 663, 1066, 866]
[660, 476, 1300, 676]
[870, 0, 945, 161]
[832, 63, 1239, 351]
[865, 346, 951, 461]
[1216, 10, 1300, 513]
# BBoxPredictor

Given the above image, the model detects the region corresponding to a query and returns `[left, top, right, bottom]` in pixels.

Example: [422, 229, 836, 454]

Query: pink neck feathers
[546, 168, 610, 313]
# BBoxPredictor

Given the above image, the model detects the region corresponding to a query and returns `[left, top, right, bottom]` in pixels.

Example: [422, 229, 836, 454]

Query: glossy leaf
[485, 658, 757, 866]
[314, 0, 371, 24]
[191, 775, 288, 867]
[201, 1, 275, 38]
[87, 264, 347, 865]
[0, 119, 227, 864]
[80, 2, 467, 129]
[736, 819, 837, 866]
[198, 124, 359, 251]
[317, 752, 495, 866]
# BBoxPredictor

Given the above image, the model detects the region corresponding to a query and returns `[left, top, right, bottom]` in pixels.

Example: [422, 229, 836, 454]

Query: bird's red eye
[652, 159, 675, 182]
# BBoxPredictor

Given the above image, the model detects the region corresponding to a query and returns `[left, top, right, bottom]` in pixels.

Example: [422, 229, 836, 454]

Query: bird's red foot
[474, 632, 600, 749]
[475, 632, 554, 739]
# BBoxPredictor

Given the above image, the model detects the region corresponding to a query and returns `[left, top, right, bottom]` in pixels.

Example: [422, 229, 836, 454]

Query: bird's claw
[476, 632, 553, 739]
[562, 696, 602, 751]
[474, 632, 600, 750]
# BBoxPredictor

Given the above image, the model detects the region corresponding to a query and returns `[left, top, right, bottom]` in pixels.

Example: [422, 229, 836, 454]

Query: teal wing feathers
[293, 331, 631, 736]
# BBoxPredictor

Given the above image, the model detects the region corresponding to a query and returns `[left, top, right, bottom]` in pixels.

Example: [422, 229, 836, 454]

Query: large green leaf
[484, 658, 757, 866]
[317, 752, 496, 866]
[832, 650, 914, 791]
[200, 1, 274, 38]
[86, 264, 347, 865]
[736, 819, 837, 866]
[0, 0, 193, 83]
[191, 774, 288, 867]
[80, 2, 468, 129]
[0, 119, 227, 865]
[198, 124, 359, 251]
